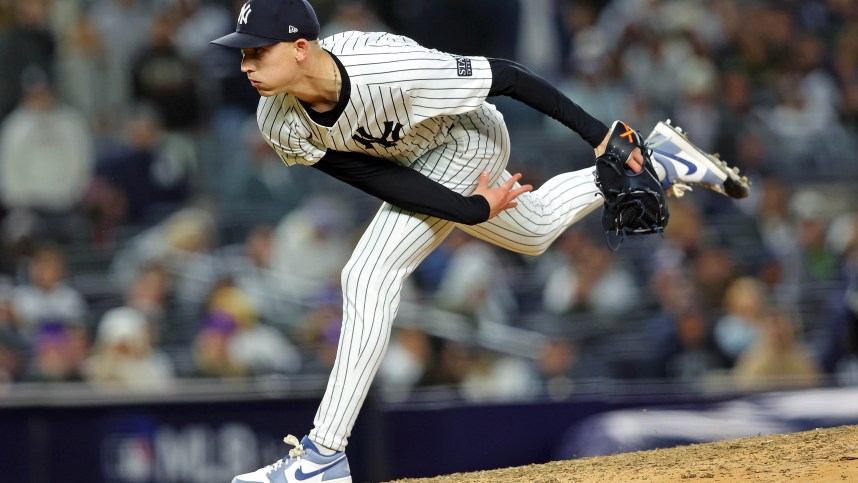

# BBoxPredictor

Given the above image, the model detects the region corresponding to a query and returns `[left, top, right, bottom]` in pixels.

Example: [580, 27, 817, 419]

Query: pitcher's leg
[460, 168, 603, 256]
[310, 205, 455, 451]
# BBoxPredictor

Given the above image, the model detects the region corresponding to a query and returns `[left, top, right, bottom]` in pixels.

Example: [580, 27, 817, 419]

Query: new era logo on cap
[211, 0, 321, 49]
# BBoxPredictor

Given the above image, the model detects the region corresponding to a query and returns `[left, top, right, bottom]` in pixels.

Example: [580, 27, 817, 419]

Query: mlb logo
[102, 434, 155, 482]
[456, 57, 472, 77]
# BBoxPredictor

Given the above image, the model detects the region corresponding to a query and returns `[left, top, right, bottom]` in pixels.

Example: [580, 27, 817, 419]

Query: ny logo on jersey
[353, 121, 404, 149]
[238, 3, 252, 24]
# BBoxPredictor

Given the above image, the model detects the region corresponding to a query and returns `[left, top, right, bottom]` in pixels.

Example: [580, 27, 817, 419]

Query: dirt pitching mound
[387, 425, 858, 483]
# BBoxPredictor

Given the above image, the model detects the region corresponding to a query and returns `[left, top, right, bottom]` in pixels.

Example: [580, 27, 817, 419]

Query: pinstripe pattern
[309, 105, 603, 451]
[310, 207, 456, 450]
[248, 28, 605, 454]
[257, 31, 492, 168]
[461, 169, 603, 255]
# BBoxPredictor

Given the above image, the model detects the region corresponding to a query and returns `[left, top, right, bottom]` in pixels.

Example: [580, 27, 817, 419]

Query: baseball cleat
[645, 119, 750, 199]
[231, 435, 352, 483]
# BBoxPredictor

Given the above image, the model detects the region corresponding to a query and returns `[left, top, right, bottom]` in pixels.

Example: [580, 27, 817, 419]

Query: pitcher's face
[241, 42, 298, 96]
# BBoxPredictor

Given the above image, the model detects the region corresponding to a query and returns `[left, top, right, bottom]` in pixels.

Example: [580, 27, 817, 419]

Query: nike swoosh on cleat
[652, 148, 698, 175]
[293, 457, 346, 481]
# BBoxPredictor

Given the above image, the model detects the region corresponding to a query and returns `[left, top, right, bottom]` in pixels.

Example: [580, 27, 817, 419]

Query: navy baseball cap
[211, 0, 320, 49]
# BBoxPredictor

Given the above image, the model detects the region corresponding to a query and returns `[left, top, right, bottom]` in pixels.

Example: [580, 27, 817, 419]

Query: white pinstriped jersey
[256, 31, 493, 167]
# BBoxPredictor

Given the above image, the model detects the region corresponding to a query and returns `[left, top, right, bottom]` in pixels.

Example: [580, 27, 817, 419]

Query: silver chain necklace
[331, 54, 339, 102]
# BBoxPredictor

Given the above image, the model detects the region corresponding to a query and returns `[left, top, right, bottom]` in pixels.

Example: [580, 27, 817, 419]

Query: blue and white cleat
[232, 435, 352, 483]
[645, 119, 750, 199]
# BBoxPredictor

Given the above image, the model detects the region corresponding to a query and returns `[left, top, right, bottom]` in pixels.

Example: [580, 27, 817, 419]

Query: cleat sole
[724, 176, 750, 199]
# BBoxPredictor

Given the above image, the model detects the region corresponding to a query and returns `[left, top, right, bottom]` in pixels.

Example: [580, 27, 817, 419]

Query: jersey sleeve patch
[456, 57, 473, 77]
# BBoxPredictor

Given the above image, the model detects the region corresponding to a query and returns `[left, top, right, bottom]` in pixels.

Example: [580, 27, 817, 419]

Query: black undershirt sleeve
[312, 150, 490, 225]
[306, 55, 600, 225]
[488, 58, 609, 148]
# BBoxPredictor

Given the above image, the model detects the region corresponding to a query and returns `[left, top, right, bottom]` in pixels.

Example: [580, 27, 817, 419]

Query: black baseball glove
[594, 121, 669, 249]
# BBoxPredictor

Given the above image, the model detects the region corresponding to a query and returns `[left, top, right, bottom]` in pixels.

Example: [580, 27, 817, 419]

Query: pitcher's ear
[293, 39, 312, 61]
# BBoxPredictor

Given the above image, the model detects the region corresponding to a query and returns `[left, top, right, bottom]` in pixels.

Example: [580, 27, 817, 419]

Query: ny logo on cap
[238, 3, 252, 24]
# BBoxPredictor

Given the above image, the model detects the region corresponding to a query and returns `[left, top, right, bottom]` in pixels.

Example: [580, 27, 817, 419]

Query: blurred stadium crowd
[0, 0, 857, 401]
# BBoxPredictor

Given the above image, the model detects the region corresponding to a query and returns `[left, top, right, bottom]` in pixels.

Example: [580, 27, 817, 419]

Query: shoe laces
[669, 183, 694, 198]
[265, 435, 304, 473]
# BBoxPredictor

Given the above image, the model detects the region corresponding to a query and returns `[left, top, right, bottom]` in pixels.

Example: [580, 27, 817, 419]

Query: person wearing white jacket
[0, 68, 93, 242]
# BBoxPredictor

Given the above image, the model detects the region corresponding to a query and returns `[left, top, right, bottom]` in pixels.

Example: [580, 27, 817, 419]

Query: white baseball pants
[310, 104, 604, 450]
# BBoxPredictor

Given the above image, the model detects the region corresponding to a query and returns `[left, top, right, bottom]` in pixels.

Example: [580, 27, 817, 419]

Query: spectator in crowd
[89, 104, 194, 231]
[218, 225, 286, 324]
[0, 0, 55, 118]
[0, 342, 19, 386]
[619, 30, 683, 115]
[291, 286, 343, 375]
[551, 29, 632, 140]
[206, 0, 262, 171]
[459, 349, 537, 402]
[766, 30, 842, 164]
[110, 206, 217, 306]
[645, 266, 727, 382]
[0, 68, 93, 247]
[172, 0, 233, 68]
[648, 265, 698, 320]
[84, 306, 174, 391]
[713, 277, 769, 366]
[377, 325, 431, 399]
[753, 176, 803, 303]
[131, 13, 200, 132]
[0, 279, 27, 382]
[652, 199, 707, 271]
[797, 214, 840, 284]
[193, 308, 247, 378]
[650, 307, 726, 383]
[121, 261, 177, 344]
[90, 0, 154, 110]
[692, 245, 740, 312]
[56, 14, 114, 130]
[410, 231, 460, 297]
[320, 0, 390, 39]
[418, 338, 475, 390]
[221, 118, 309, 216]
[513, 0, 563, 76]
[817, 216, 858, 384]
[673, 47, 720, 155]
[26, 322, 87, 383]
[532, 335, 581, 400]
[733, 309, 822, 391]
[271, 196, 354, 300]
[818, 280, 858, 386]
[541, 228, 640, 316]
[11, 245, 87, 338]
[433, 230, 517, 327]
[713, 69, 757, 176]
[729, 131, 772, 214]
[834, 23, 858, 129]
[193, 284, 300, 377]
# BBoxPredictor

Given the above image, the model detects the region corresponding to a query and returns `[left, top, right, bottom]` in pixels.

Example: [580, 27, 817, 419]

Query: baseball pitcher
[211, 1, 749, 481]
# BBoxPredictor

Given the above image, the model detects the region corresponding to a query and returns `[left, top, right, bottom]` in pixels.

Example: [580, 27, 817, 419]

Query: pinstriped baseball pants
[310, 104, 604, 451]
